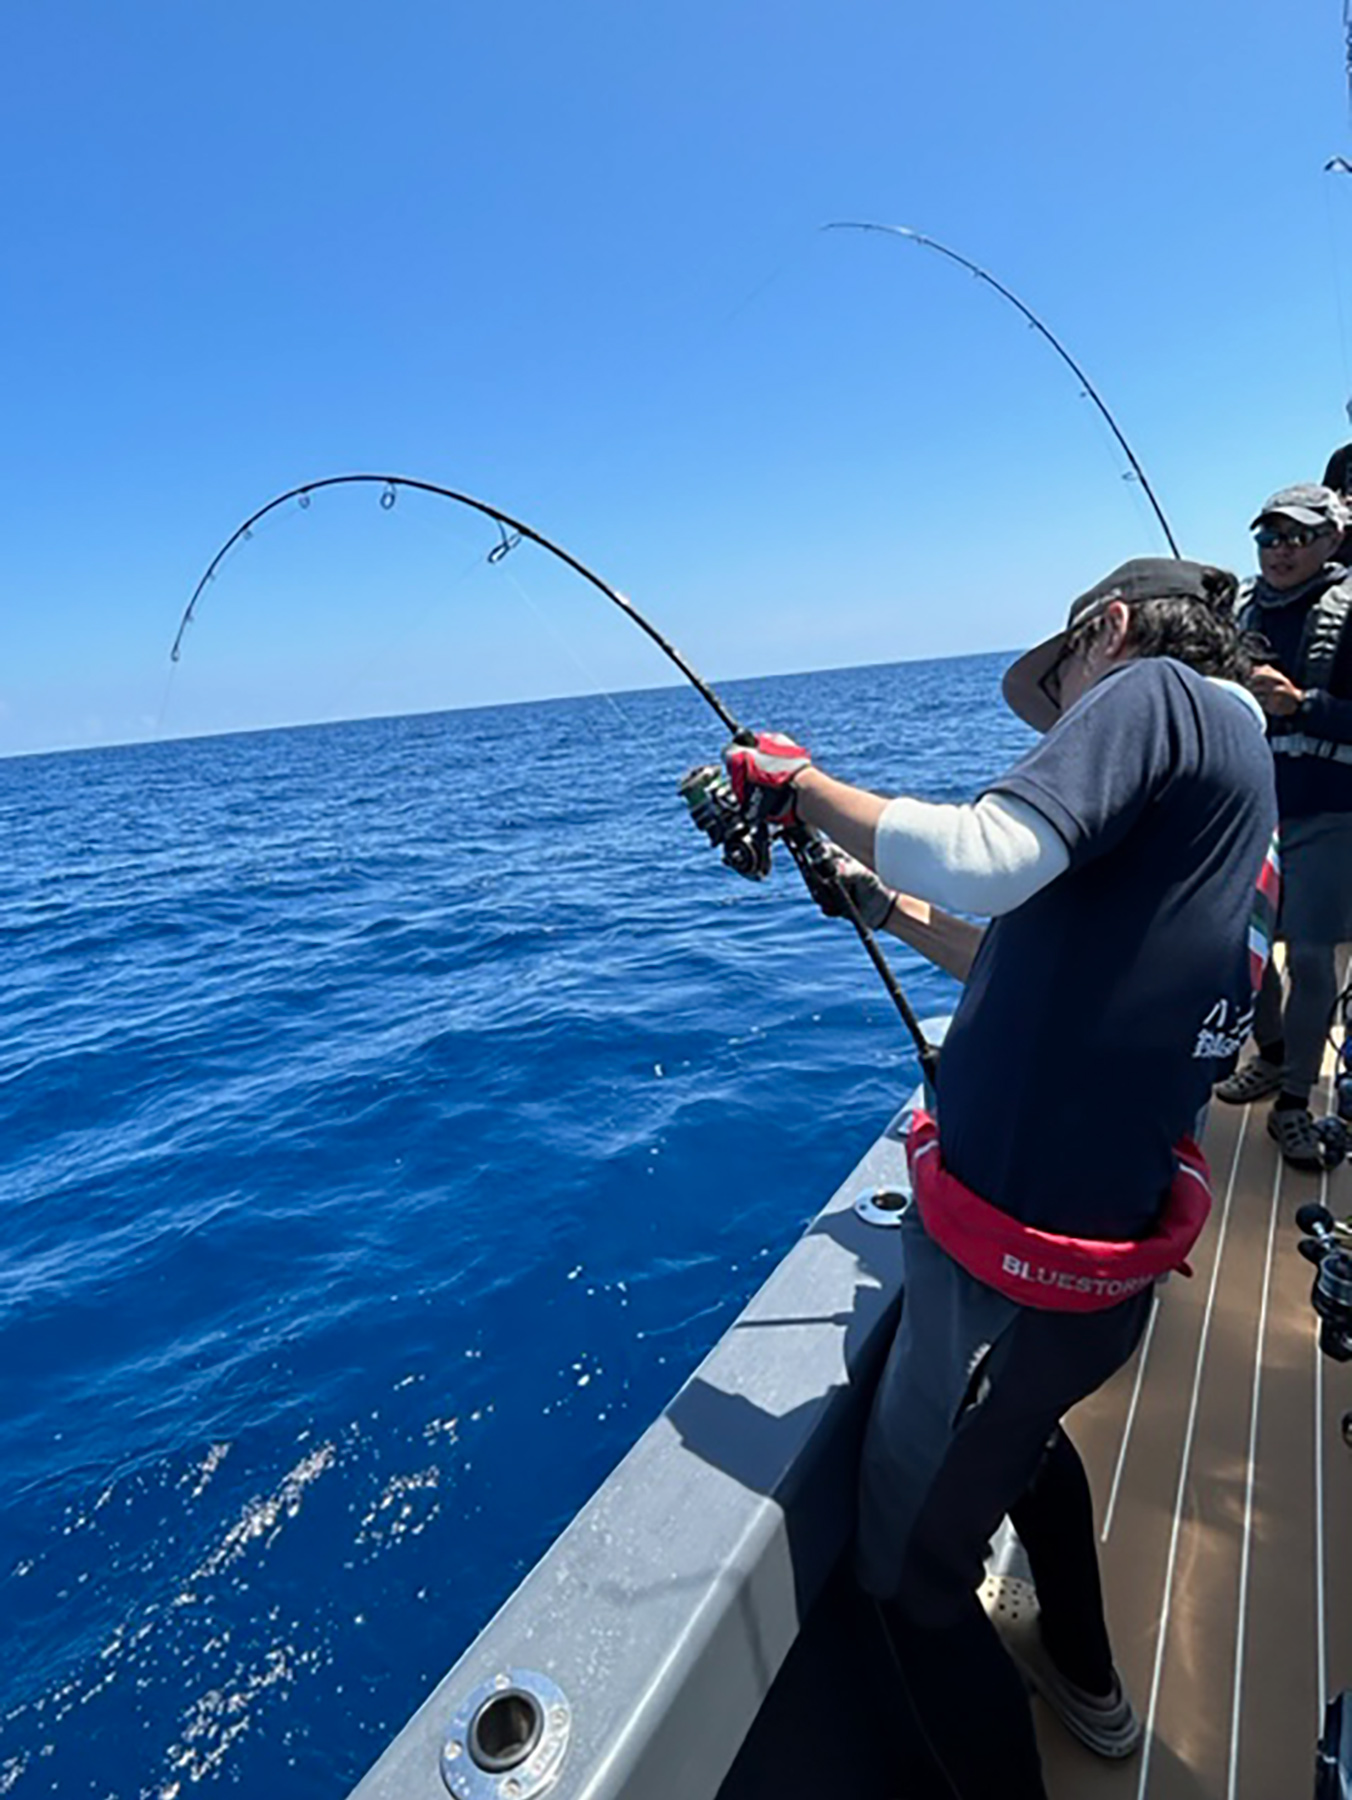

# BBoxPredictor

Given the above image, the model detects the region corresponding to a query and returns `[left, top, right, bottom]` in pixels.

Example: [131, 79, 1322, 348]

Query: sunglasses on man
[1254, 523, 1335, 550]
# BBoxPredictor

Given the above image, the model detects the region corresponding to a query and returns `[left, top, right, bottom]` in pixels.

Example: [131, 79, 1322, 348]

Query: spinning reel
[1318, 1690, 1352, 1800]
[1313, 976, 1352, 1168]
[1295, 1203, 1352, 1382]
[678, 766, 773, 882]
[677, 761, 940, 1085]
[678, 764, 885, 918]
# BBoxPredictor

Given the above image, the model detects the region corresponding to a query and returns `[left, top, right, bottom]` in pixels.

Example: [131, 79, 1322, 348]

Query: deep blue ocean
[0, 653, 1030, 1798]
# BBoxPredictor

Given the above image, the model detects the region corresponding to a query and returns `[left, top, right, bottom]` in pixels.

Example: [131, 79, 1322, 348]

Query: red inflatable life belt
[905, 1109, 1212, 1314]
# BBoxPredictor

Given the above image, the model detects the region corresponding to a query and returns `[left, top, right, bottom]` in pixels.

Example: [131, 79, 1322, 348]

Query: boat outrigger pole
[823, 221, 1182, 559]
[173, 473, 939, 1079]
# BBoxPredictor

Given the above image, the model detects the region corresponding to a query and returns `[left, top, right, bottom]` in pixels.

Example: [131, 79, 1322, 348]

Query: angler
[720, 557, 1276, 1798]
[1217, 482, 1352, 1170]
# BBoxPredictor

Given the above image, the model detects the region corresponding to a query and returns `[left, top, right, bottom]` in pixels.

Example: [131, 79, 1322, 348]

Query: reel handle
[1297, 1202, 1336, 1237]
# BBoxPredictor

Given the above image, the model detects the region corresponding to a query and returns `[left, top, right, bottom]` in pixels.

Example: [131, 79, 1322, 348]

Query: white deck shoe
[979, 1565, 1144, 1761]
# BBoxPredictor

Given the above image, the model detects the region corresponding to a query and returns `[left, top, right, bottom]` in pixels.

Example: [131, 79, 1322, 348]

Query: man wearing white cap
[722, 560, 1276, 1798]
[1214, 484, 1352, 1168]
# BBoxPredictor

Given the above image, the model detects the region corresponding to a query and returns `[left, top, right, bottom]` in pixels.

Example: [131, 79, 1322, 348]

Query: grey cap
[1250, 483, 1349, 531]
[1002, 557, 1228, 734]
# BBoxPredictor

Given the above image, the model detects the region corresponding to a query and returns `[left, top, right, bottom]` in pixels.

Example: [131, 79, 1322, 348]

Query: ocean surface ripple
[0, 653, 1027, 1797]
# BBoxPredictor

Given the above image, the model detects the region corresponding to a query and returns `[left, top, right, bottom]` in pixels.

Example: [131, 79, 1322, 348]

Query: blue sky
[4, 0, 1352, 755]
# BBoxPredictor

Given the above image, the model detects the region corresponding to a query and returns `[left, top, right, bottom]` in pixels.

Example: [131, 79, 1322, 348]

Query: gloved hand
[723, 731, 813, 825]
[814, 847, 897, 932]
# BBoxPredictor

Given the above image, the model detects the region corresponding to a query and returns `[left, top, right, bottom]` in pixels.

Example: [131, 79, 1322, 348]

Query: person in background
[1214, 484, 1352, 1168]
[1321, 440, 1352, 564]
[722, 561, 1276, 1800]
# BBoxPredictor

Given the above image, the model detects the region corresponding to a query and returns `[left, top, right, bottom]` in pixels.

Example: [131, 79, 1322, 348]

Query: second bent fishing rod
[824, 221, 1182, 559]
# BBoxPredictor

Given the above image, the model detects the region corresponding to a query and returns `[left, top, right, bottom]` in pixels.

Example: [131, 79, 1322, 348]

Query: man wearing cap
[722, 560, 1275, 1799]
[1214, 484, 1352, 1169]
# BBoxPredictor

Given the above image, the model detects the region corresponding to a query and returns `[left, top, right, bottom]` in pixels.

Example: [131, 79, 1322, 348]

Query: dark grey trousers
[1255, 811, 1352, 1100]
[1253, 943, 1342, 1101]
[856, 1208, 1152, 1796]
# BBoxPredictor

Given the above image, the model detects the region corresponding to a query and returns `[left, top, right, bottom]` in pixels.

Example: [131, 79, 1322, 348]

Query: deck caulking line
[1134, 1108, 1249, 1800]
[1316, 1324, 1327, 1717]
[1314, 1051, 1339, 1720]
[1225, 1151, 1283, 1800]
[1100, 1292, 1160, 1544]
[1313, 958, 1348, 1717]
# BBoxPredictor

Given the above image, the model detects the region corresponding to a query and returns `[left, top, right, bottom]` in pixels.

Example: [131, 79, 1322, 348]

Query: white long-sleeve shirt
[872, 677, 1267, 917]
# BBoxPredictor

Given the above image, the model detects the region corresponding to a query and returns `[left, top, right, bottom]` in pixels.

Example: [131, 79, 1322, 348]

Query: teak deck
[1039, 1054, 1352, 1797]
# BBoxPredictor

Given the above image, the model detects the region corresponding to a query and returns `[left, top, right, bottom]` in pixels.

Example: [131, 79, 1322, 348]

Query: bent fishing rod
[824, 221, 1182, 559]
[173, 473, 939, 1079]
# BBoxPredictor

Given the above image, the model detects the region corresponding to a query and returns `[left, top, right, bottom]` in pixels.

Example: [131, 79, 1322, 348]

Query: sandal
[981, 1573, 1144, 1759]
[1266, 1105, 1326, 1171]
[1215, 1054, 1285, 1105]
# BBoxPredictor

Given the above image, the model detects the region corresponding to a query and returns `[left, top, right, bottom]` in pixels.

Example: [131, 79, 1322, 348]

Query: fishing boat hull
[350, 1044, 1352, 1799]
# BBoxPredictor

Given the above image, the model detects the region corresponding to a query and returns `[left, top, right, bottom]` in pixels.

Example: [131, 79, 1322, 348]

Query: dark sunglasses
[1254, 523, 1333, 550]
[1037, 640, 1076, 713]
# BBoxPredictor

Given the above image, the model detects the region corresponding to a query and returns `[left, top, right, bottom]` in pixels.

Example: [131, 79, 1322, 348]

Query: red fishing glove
[723, 731, 813, 825]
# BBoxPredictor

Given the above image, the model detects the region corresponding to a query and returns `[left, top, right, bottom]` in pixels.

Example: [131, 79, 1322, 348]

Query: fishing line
[713, 241, 818, 336]
[175, 472, 939, 1072]
[822, 221, 1182, 558]
[492, 554, 635, 733]
[1081, 393, 1171, 549]
[1325, 162, 1352, 422]
[152, 661, 180, 741]
[404, 238, 815, 581]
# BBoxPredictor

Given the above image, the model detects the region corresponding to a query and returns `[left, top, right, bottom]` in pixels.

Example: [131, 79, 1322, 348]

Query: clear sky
[5, 0, 1352, 756]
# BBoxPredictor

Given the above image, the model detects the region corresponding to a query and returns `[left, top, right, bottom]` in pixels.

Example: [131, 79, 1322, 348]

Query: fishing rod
[1322, 161, 1352, 426]
[823, 221, 1183, 559]
[172, 473, 738, 734]
[173, 472, 939, 1077]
